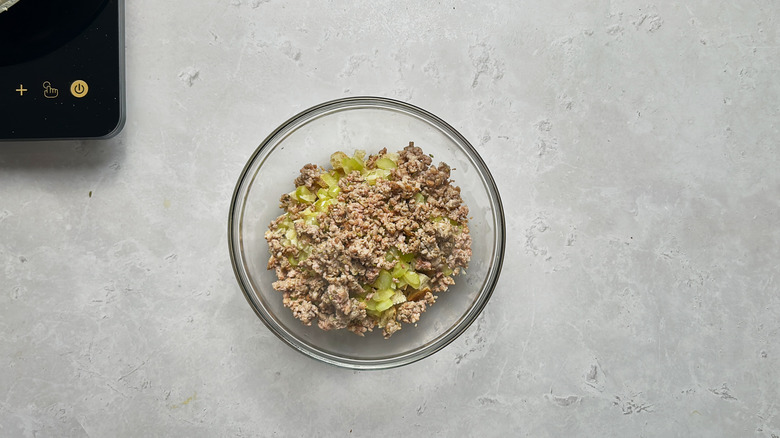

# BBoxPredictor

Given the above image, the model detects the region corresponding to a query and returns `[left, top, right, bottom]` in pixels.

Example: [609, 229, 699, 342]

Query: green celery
[294, 186, 316, 203]
[373, 289, 395, 301]
[341, 156, 364, 174]
[284, 227, 297, 246]
[403, 271, 421, 289]
[330, 151, 348, 170]
[399, 252, 416, 263]
[391, 290, 407, 305]
[391, 261, 408, 278]
[375, 299, 393, 312]
[314, 198, 335, 212]
[320, 172, 338, 188]
[375, 157, 397, 170]
[385, 247, 401, 261]
[373, 270, 392, 290]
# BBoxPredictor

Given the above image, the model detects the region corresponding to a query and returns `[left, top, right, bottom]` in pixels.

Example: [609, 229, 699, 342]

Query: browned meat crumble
[264, 143, 472, 338]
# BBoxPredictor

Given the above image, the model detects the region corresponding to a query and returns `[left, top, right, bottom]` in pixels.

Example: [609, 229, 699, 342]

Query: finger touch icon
[42, 81, 58, 98]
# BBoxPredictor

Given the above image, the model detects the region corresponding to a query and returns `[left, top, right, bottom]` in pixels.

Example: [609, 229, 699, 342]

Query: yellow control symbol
[70, 80, 89, 98]
[43, 81, 59, 98]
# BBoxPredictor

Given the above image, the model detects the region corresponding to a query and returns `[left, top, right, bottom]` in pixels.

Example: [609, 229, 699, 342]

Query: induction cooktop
[0, 0, 125, 140]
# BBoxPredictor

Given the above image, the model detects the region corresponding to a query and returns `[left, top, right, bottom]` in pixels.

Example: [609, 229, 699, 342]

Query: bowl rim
[228, 96, 506, 370]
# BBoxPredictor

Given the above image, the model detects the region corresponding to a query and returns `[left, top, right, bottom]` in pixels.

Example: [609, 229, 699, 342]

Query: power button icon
[70, 80, 89, 98]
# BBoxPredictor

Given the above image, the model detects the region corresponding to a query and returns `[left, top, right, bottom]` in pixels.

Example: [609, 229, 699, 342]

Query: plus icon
[15, 84, 28, 96]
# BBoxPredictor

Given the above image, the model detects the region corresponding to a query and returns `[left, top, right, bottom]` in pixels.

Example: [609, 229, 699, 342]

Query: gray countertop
[1, 0, 779, 436]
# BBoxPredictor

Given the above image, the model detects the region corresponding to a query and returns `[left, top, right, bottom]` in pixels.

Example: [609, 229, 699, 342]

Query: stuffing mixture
[264, 143, 472, 338]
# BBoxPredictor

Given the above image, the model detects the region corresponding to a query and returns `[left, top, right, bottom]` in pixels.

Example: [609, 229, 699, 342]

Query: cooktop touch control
[0, 0, 125, 140]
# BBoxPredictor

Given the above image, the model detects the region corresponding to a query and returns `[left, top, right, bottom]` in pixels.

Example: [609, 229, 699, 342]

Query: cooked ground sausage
[265, 143, 472, 338]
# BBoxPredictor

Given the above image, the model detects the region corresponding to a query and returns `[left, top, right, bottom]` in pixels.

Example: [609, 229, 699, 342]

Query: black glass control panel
[0, 0, 125, 140]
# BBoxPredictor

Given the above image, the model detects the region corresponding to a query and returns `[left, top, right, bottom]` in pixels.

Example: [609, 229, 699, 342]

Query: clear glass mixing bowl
[228, 96, 505, 369]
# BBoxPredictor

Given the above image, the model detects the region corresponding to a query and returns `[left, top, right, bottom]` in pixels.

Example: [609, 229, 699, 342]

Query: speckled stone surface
[1, 0, 779, 436]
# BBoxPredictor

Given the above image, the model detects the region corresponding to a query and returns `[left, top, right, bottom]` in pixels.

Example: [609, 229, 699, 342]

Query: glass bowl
[228, 96, 505, 370]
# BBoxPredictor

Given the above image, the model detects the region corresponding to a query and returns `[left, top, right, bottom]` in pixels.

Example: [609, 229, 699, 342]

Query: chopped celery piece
[385, 247, 401, 261]
[391, 262, 407, 278]
[397, 277, 408, 290]
[366, 309, 381, 318]
[375, 157, 397, 170]
[375, 299, 393, 312]
[300, 210, 318, 227]
[391, 290, 407, 305]
[442, 266, 453, 276]
[365, 169, 391, 185]
[417, 272, 430, 289]
[288, 255, 298, 266]
[294, 186, 316, 203]
[399, 252, 416, 263]
[365, 173, 379, 185]
[365, 300, 377, 311]
[316, 188, 329, 200]
[373, 270, 392, 290]
[314, 198, 335, 212]
[403, 271, 421, 289]
[327, 186, 340, 198]
[368, 169, 391, 179]
[330, 151, 348, 170]
[374, 289, 394, 301]
[284, 227, 297, 242]
[341, 156, 364, 174]
[413, 192, 426, 204]
[320, 172, 338, 188]
[354, 150, 367, 162]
